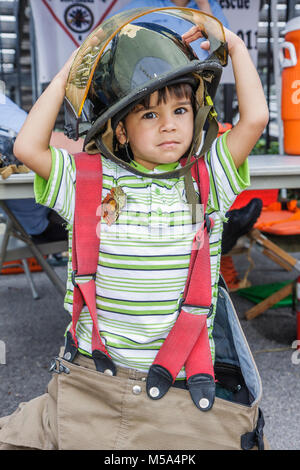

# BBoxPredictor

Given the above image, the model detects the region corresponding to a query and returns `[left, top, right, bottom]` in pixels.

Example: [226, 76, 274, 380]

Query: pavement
[0, 237, 299, 450]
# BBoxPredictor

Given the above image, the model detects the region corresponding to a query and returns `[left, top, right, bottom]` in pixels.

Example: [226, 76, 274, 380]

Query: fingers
[67, 48, 79, 65]
[56, 48, 79, 85]
[182, 25, 206, 44]
[199, 40, 210, 51]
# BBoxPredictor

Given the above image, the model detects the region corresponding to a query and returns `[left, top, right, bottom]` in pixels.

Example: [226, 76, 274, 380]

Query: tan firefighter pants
[0, 351, 268, 450]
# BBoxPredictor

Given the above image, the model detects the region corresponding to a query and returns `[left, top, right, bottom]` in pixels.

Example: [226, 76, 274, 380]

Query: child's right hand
[54, 48, 79, 89]
[56, 27, 105, 89]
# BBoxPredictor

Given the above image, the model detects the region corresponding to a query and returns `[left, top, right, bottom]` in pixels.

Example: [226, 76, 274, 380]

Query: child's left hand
[182, 25, 241, 57]
[182, 25, 210, 50]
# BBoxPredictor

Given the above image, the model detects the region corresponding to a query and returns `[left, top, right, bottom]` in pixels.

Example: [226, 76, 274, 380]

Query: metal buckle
[178, 297, 185, 312]
[71, 270, 96, 288]
[49, 357, 70, 375]
[178, 297, 213, 317]
[204, 213, 211, 233]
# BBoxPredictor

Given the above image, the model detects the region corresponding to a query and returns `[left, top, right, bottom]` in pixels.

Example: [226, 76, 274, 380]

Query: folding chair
[0, 201, 68, 299]
[243, 228, 300, 320]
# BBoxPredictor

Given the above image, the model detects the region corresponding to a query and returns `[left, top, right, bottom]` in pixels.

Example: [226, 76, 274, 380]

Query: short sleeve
[34, 146, 76, 225]
[205, 131, 250, 215]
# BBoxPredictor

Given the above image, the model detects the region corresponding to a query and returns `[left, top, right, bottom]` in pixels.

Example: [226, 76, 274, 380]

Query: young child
[0, 10, 268, 450]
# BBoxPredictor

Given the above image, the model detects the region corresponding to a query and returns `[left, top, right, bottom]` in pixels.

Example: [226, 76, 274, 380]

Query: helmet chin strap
[118, 124, 133, 162]
[94, 133, 194, 179]
[184, 95, 219, 224]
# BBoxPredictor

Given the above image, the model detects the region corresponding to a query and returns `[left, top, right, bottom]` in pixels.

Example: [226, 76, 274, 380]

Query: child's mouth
[158, 141, 179, 149]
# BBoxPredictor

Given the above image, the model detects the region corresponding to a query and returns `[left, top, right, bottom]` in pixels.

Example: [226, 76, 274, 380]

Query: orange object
[217, 122, 232, 136]
[280, 17, 300, 154]
[1, 257, 43, 275]
[254, 200, 300, 235]
[220, 255, 250, 292]
[230, 190, 279, 210]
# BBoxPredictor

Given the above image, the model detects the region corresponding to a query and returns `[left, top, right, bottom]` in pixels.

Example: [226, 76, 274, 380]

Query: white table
[0, 172, 34, 199]
[248, 154, 300, 190]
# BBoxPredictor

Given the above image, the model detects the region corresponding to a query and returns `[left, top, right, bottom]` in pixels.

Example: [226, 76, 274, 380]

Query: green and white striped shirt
[34, 132, 249, 376]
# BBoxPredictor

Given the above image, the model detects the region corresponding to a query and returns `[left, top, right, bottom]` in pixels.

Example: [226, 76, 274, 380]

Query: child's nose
[160, 114, 176, 132]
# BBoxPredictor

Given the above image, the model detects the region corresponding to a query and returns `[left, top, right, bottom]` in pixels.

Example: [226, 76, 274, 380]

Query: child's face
[116, 89, 194, 170]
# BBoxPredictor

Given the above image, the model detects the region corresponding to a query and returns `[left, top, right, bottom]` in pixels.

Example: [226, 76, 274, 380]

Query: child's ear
[115, 122, 127, 145]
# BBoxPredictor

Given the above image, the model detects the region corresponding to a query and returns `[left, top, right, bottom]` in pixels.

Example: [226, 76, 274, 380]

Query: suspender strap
[184, 156, 211, 307]
[185, 321, 215, 410]
[146, 158, 215, 411]
[64, 152, 116, 375]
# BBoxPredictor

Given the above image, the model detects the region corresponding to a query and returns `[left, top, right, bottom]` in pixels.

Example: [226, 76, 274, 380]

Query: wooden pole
[245, 281, 294, 320]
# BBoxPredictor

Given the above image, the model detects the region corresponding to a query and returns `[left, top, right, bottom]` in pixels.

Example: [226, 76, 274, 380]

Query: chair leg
[0, 219, 13, 272]
[248, 228, 300, 272]
[244, 229, 299, 320]
[245, 281, 294, 320]
[21, 259, 40, 300]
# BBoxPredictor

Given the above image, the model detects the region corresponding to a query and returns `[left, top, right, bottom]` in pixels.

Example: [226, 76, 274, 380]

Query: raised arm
[222, 29, 269, 168]
[183, 27, 269, 168]
[13, 51, 77, 180]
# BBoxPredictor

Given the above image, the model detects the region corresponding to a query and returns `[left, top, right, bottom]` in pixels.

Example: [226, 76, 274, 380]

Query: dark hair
[131, 82, 197, 115]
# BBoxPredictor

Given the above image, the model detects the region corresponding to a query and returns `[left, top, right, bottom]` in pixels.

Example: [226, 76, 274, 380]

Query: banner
[219, 0, 260, 83]
[30, 0, 131, 84]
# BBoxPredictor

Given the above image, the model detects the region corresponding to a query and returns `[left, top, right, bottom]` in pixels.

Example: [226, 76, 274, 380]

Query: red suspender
[64, 152, 116, 375]
[146, 157, 215, 411]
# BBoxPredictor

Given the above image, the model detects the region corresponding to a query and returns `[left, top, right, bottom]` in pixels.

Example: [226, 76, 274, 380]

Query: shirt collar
[130, 159, 181, 174]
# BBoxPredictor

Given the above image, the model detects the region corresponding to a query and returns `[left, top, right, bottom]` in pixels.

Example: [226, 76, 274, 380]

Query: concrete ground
[0, 237, 299, 450]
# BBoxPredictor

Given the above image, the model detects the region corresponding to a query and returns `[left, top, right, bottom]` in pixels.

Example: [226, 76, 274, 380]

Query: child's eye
[175, 107, 188, 115]
[142, 111, 157, 119]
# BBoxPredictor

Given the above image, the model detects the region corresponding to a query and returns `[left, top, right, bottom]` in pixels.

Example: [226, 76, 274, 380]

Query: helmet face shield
[91, 22, 197, 116]
[64, 7, 227, 141]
